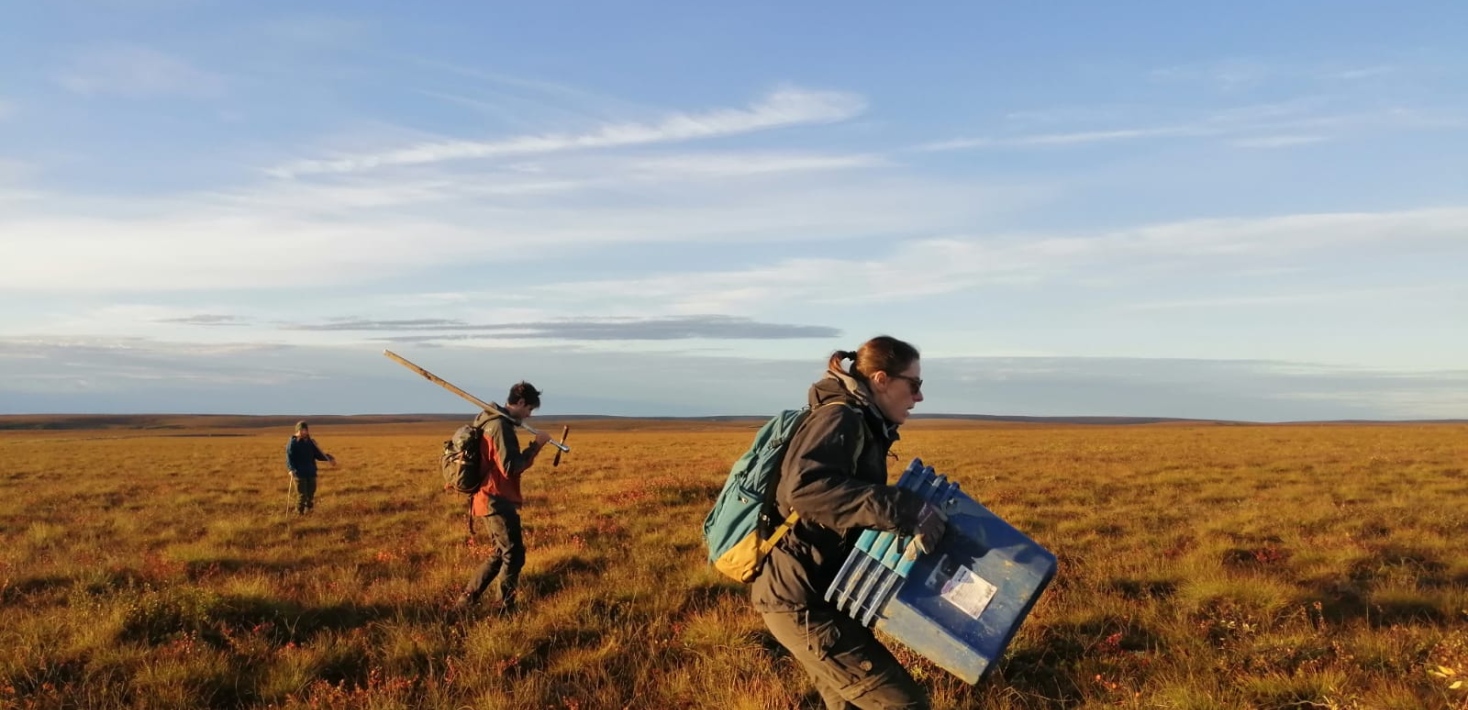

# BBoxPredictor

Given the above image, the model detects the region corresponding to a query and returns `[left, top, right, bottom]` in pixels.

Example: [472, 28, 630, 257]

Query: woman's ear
[869, 370, 889, 392]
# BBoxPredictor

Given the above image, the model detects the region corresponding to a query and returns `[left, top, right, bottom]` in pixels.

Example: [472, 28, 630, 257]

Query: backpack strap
[764, 400, 868, 542]
[759, 509, 802, 556]
[471, 406, 510, 430]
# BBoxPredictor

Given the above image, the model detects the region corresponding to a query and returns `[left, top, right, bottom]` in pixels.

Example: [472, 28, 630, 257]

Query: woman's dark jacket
[751, 370, 925, 612]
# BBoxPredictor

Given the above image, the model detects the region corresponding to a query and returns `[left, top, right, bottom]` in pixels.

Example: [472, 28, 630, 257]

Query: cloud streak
[155, 314, 251, 326]
[0, 159, 1015, 293]
[918, 103, 1462, 152]
[285, 315, 840, 341]
[268, 87, 867, 177]
[528, 206, 1468, 311]
[55, 45, 224, 98]
[4, 337, 1465, 420]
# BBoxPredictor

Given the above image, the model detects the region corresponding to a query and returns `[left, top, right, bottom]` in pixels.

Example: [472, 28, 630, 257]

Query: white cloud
[258, 14, 370, 46]
[56, 44, 224, 98]
[1148, 58, 1273, 91]
[1328, 65, 1396, 81]
[0, 144, 1029, 293]
[1230, 134, 1329, 148]
[267, 87, 868, 177]
[5, 337, 1465, 420]
[0, 160, 43, 202]
[0, 212, 479, 291]
[527, 206, 1468, 313]
[625, 152, 884, 178]
[919, 99, 1463, 153]
[1120, 284, 1461, 311]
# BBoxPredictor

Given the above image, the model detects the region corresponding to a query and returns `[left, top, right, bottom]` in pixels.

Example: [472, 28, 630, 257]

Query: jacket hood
[808, 368, 900, 442]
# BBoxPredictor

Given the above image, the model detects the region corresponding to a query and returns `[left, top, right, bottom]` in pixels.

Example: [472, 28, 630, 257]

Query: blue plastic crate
[824, 458, 1057, 684]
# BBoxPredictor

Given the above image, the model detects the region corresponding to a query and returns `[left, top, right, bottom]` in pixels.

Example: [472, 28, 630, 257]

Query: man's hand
[326, 454, 337, 467]
[534, 431, 552, 447]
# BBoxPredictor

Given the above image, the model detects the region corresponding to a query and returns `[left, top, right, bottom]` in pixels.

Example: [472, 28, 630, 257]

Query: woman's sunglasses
[891, 374, 923, 394]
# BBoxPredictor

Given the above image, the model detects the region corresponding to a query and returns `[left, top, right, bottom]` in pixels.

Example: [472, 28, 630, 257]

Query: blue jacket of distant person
[286, 436, 330, 478]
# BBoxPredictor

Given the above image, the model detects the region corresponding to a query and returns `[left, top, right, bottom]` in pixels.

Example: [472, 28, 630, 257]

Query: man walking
[456, 381, 552, 614]
[285, 421, 336, 514]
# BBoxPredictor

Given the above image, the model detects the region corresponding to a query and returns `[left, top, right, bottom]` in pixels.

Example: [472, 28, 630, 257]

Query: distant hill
[1, 412, 1462, 431]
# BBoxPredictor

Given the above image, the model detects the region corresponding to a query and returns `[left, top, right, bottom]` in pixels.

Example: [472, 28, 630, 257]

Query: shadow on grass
[1221, 545, 1293, 571]
[1300, 544, 1452, 628]
[1103, 576, 1179, 601]
[519, 555, 609, 601]
[182, 557, 295, 582]
[115, 593, 445, 647]
[677, 580, 747, 616]
[5, 655, 87, 699]
[651, 481, 723, 509]
[1348, 544, 1448, 583]
[989, 616, 1163, 707]
[1, 574, 75, 606]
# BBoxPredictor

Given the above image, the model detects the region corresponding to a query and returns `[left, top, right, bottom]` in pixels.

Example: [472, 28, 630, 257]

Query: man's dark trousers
[465, 497, 524, 608]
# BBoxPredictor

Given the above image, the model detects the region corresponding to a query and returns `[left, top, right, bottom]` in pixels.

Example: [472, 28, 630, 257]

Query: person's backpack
[441, 409, 508, 494]
[441, 423, 486, 494]
[703, 401, 864, 583]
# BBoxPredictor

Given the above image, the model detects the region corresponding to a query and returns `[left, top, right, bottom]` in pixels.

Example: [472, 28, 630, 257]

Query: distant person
[752, 336, 947, 710]
[455, 381, 552, 614]
[285, 421, 336, 515]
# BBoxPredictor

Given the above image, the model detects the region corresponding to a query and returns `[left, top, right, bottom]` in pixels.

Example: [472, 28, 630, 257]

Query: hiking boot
[453, 591, 477, 610]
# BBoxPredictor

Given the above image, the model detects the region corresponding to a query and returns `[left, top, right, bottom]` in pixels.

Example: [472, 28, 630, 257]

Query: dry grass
[1, 417, 1465, 709]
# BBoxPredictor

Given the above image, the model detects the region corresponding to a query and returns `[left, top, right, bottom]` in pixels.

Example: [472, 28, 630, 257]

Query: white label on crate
[940, 565, 998, 619]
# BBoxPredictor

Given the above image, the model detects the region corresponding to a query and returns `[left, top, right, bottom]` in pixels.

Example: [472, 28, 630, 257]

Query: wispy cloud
[1329, 64, 1396, 80]
[1144, 59, 1398, 90]
[528, 206, 1468, 312]
[1230, 134, 1329, 148]
[623, 152, 884, 178]
[154, 314, 251, 326]
[408, 59, 656, 122]
[0, 160, 44, 203]
[55, 44, 224, 98]
[1121, 284, 1461, 311]
[5, 337, 1465, 420]
[920, 126, 1202, 151]
[918, 104, 1459, 152]
[258, 13, 371, 46]
[267, 87, 867, 177]
[0, 154, 1021, 292]
[1148, 58, 1273, 91]
[285, 315, 840, 341]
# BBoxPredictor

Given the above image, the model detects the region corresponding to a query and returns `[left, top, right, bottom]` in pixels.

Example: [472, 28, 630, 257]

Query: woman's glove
[893, 489, 948, 559]
[911, 502, 948, 555]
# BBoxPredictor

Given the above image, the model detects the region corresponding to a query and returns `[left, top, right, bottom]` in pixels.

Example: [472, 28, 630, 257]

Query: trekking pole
[382, 350, 571, 453]
[285, 475, 297, 514]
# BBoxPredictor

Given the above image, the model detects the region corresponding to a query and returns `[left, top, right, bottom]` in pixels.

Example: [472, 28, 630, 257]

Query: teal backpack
[703, 402, 862, 582]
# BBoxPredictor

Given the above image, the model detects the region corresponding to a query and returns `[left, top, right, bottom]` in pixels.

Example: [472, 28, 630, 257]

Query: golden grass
[1, 417, 1465, 709]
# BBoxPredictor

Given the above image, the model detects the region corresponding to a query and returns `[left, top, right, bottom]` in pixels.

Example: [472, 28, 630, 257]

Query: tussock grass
[1, 419, 1465, 708]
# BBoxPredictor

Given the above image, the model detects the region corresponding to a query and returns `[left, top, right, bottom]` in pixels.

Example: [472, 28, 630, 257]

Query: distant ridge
[1, 413, 1463, 431]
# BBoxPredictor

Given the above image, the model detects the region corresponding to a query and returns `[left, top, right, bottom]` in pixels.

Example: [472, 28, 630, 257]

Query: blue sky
[2, 1, 1466, 420]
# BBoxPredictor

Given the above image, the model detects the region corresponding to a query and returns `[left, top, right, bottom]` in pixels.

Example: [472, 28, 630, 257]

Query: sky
[2, 1, 1466, 421]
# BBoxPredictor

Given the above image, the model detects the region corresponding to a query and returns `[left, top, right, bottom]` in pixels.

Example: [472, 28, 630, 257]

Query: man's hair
[295, 420, 309, 432]
[507, 381, 543, 409]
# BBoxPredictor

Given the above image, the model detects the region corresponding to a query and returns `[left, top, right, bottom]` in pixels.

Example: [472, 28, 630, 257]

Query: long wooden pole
[382, 349, 570, 453]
